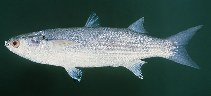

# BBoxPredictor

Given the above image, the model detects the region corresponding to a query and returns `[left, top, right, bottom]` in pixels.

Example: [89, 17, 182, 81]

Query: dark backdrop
[0, 0, 210, 96]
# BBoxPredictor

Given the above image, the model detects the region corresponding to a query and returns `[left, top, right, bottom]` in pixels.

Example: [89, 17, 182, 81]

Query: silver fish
[5, 13, 202, 81]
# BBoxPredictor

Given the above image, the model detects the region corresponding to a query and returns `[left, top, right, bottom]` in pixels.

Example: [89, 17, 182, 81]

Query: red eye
[11, 40, 20, 48]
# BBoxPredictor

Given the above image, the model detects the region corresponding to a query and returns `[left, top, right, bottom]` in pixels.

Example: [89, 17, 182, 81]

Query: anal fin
[125, 60, 146, 79]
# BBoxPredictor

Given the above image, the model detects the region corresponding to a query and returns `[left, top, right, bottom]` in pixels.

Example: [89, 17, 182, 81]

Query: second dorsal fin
[128, 17, 146, 33]
[85, 12, 101, 28]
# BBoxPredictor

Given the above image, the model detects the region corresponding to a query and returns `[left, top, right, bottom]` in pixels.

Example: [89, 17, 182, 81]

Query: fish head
[5, 32, 46, 57]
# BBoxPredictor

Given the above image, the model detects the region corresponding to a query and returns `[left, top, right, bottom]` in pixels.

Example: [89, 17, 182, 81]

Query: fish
[5, 13, 202, 82]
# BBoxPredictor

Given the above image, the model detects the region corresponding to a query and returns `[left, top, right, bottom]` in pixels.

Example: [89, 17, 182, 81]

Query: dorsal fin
[128, 17, 146, 33]
[85, 12, 101, 27]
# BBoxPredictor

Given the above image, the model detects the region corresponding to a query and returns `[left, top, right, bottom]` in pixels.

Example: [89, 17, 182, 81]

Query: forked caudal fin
[167, 25, 203, 69]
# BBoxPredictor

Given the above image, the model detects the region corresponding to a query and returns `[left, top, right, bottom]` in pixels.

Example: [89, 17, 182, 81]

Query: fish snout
[5, 39, 20, 48]
[5, 41, 9, 47]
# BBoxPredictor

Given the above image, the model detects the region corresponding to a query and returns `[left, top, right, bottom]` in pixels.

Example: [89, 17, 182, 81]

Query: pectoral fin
[65, 67, 82, 82]
[48, 40, 79, 48]
[125, 60, 146, 79]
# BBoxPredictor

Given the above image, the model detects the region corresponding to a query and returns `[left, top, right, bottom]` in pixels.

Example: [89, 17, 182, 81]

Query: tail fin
[167, 25, 203, 69]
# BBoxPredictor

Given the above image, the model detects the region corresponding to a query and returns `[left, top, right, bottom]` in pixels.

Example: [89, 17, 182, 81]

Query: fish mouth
[5, 41, 9, 47]
[5, 40, 12, 48]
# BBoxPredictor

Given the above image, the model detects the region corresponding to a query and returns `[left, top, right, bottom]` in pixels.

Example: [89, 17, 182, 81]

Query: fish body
[26, 27, 173, 67]
[5, 13, 202, 81]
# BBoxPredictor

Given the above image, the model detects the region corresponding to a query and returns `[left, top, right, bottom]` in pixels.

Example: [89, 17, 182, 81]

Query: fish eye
[11, 40, 20, 48]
